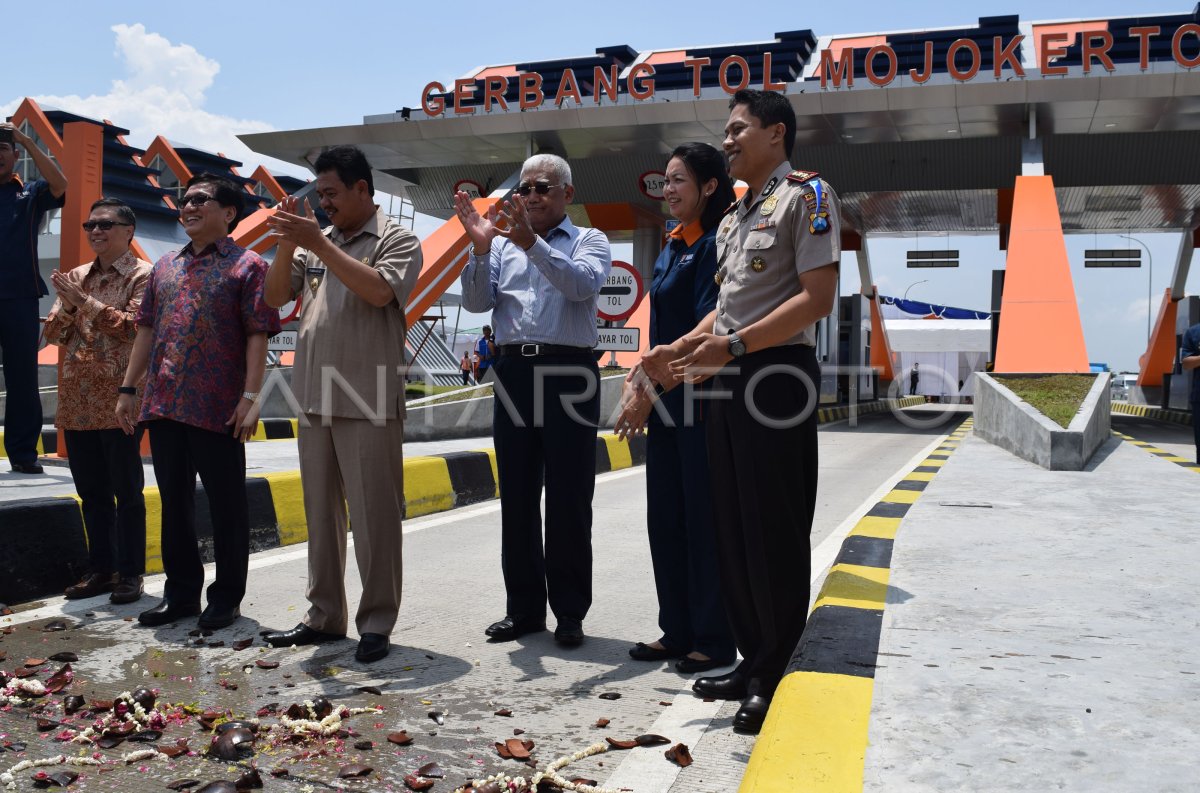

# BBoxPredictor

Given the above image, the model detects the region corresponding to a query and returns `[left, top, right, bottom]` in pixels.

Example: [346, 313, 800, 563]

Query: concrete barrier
[974, 372, 1110, 470]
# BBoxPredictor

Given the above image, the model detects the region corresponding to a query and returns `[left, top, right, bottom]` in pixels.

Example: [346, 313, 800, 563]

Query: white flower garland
[453, 742, 619, 793]
[275, 702, 382, 738]
[0, 678, 47, 705]
[0, 754, 103, 791]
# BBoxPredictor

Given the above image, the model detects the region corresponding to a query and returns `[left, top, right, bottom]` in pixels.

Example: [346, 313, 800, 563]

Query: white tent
[885, 319, 991, 399]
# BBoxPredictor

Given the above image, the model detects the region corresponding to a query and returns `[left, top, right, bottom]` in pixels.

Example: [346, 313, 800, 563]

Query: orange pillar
[993, 175, 1089, 372]
[1136, 289, 1178, 387]
[55, 122, 106, 458]
[58, 122, 104, 273]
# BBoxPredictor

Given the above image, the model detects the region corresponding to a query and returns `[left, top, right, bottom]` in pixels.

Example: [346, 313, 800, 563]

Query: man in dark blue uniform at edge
[1180, 321, 1200, 464]
[0, 121, 68, 474]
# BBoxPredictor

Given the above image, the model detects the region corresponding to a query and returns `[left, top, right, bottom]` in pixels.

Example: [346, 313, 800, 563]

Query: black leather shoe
[554, 622, 584, 647]
[485, 616, 546, 642]
[263, 623, 346, 648]
[198, 604, 241, 630]
[692, 671, 747, 700]
[65, 572, 116, 600]
[10, 462, 44, 474]
[732, 694, 771, 733]
[675, 655, 734, 675]
[629, 642, 681, 662]
[137, 600, 201, 627]
[109, 575, 144, 605]
[355, 633, 390, 663]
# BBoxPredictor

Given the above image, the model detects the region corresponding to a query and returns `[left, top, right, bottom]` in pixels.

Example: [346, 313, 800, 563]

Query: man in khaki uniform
[643, 89, 841, 733]
[262, 145, 422, 663]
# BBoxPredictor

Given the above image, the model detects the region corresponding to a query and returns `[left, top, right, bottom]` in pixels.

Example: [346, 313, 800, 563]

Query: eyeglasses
[82, 220, 132, 232]
[516, 182, 561, 197]
[178, 194, 217, 208]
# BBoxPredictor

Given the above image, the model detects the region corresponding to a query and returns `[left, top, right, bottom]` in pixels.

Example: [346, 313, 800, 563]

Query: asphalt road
[0, 407, 960, 793]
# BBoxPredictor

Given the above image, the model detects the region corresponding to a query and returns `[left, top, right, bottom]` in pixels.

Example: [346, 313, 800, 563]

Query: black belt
[498, 343, 592, 357]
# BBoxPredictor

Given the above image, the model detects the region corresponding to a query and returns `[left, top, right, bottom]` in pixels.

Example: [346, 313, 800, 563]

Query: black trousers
[492, 353, 600, 626]
[148, 419, 249, 608]
[0, 298, 43, 465]
[65, 428, 146, 577]
[646, 419, 734, 660]
[706, 345, 821, 698]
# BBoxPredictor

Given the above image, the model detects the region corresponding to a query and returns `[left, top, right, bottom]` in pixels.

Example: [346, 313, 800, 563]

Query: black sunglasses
[82, 220, 132, 232]
[178, 194, 218, 208]
[516, 182, 561, 197]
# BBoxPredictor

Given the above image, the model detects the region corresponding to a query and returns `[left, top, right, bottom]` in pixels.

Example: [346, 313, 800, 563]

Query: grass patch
[992, 374, 1096, 428]
[404, 383, 470, 400]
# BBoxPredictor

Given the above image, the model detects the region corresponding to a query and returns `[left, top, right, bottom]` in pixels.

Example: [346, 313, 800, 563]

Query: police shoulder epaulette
[785, 169, 820, 184]
[722, 199, 739, 216]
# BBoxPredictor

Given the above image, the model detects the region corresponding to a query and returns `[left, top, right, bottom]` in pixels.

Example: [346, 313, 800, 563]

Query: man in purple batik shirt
[117, 172, 280, 631]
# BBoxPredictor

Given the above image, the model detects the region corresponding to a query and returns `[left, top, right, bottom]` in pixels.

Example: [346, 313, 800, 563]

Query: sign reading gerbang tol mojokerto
[419, 23, 1200, 117]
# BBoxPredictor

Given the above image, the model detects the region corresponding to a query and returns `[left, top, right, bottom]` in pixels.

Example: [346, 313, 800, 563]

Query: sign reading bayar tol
[419, 23, 1200, 117]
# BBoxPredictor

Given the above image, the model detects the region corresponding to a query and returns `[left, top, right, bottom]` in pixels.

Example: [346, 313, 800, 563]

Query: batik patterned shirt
[136, 237, 280, 433]
[44, 251, 152, 430]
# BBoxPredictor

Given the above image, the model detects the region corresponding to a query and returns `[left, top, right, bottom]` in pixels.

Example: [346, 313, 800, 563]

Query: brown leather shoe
[64, 573, 116, 600]
[110, 576, 144, 604]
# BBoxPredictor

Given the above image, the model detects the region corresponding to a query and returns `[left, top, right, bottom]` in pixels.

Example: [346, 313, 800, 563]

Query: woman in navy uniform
[648, 90, 842, 733]
[616, 143, 736, 675]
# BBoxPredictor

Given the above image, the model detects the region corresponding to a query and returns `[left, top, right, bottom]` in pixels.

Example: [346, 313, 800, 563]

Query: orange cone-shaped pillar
[994, 175, 1089, 372]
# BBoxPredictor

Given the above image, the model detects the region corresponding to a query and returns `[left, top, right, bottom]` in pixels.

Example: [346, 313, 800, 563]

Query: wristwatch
[728, 331, 746, 358]
[242, 391, 260, 403]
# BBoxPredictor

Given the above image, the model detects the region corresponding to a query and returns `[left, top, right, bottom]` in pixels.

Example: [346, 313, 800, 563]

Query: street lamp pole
[1120, 234, 1153, 343]
[903, 279, 929, 302]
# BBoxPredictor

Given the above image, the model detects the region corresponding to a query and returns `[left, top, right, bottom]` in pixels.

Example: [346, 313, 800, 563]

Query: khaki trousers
[298, 414, 405, 636]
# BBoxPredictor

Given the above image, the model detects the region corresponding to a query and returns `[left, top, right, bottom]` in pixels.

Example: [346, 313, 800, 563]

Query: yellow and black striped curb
[0, 399, 918, 607]
[817, 396, 925, 423]
[1111, 402, 1192, 427]
[0, 432, 648, 607]
[740, 417, 973, 793]
[1111, 429, 1199, 473]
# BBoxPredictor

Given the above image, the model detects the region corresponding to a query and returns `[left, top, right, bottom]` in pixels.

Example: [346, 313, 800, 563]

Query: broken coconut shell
[311, 696, 334, 719]
[234, 768, 263, 789]
[387, 731, 414, 746]
[31, 771, 78, 788]
[209, 727, 255, 761]
[665, 742, 694, 767]
[403, 774, 434, 791]
[417, 762, 445, 779]
[130, 686, 156, 710]
[44, 664, 74, 694]
[337, 764, 373, 779]
[195, 784, 238, 793]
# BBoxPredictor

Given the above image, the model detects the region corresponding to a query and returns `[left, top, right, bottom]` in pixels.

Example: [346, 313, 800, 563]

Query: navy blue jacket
[0, 178, 64, 299]
[648, 223, 719, 427]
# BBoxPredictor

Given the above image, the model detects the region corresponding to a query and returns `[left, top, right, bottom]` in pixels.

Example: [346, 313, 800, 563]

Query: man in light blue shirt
[456, 153, 611, 648]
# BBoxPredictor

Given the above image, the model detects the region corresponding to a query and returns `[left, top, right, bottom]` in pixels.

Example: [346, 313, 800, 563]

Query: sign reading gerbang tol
[419, 23, 1200, 117]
